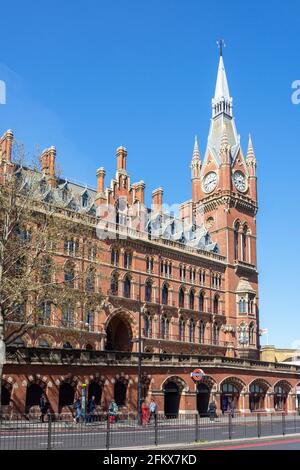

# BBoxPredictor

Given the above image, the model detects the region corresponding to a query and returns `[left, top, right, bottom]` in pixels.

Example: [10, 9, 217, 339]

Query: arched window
[249, 322, 255, 345]
[110, 273, 119, 295]
[161, 316, 169, 339]
[41, 257, 52, 284]
[85, 310, 94, 331]
[63, 341, 73, 349]
[242, 225, 248, 262]
[198, 321, 205, 344]
[189, 290, 195, 310]
[234, 222, 240, 260]
[145, 280, 152, 302]
[189, 319, 195, 342]
[38, 301, 51, 326]
[13, 302, 26, 322]
[123, 276, 131, 298]
[179, 288, 185, 308]
[213, 295, 219, 315]
[144, 315, 152, 338]
[162, 284, 168, 305]
[85, 267, 95, 292]
[213, 323, 220, 345]
[124, 251, 132, 269]
[62, 304, 74, 328]
[111, 248, 119, 266]
[199, 292, 205, 312]
[179, 317, 185, 341]
[82, 192, 89, 208]
[64, 261, 75, 288]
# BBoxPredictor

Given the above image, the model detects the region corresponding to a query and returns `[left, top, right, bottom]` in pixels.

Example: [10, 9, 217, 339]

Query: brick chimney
[40, 146, 56, 188]
[116, 146, 127, 171]
[152, 187, 163, 214]
[132, 181, 145, 204]
[0, 129, 14, 162]
[96, 167, 106, 194]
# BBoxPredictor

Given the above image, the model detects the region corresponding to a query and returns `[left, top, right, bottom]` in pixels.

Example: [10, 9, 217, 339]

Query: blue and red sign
[190, 368, 205, 381]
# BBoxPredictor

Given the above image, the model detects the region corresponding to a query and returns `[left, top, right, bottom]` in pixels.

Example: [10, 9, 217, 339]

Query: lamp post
[137, 274, 146, 425]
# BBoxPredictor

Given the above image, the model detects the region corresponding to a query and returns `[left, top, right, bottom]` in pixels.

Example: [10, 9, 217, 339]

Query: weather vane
[217, 39, 226, 57]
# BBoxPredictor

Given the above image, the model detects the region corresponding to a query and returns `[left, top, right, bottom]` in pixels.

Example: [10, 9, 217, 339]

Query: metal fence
[1, 412, 300, 450]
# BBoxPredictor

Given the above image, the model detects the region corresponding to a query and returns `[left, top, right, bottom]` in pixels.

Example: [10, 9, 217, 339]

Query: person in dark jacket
[208, 401, 217, 421]
[87, 395, 97, 423]
[39, 393, 49, 423]
[73, 397, 82, 423]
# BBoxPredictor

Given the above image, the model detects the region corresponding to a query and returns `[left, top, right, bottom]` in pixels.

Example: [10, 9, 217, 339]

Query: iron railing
[1, 411, 300, 450]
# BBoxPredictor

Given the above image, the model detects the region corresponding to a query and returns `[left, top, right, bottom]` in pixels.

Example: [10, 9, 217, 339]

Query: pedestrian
[230, 403, 235, 419]
[141, 400, 149, 426]
[39, 393, 49, 423]
[87, 395, 97, 423]
[208, 400, 217, 421]
[148, 398, 157, 424]
[108, 400, 118, 424]
[73, 396, 82, 423]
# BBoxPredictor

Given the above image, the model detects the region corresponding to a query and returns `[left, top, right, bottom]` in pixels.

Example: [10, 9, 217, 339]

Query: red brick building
[2, 52, 300, 417]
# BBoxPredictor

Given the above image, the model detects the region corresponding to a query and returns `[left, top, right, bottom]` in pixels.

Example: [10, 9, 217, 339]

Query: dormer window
[62, 189, 68, 202]
[82, 192, 89, 208]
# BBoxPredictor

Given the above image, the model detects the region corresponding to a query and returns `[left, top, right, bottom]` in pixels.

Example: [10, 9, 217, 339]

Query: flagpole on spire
[217, 39, 226, 57]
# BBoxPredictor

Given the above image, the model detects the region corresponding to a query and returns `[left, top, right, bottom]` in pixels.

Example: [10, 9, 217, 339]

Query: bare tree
[0, 142, 103, 413]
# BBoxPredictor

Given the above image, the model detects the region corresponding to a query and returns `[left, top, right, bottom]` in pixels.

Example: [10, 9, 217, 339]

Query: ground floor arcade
[2, 354, 300, 417]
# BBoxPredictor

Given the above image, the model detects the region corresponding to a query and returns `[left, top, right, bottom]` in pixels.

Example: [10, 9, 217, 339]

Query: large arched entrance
[105, 314, 133, 351]
[163, 378, 186, 419]
[114, 380, 127, 407]
[197, 383, 210, 417]
[25, 383, 44, 413]
[88, 381, 102, 405]
[274, 381, 292, 412]
[1, 383, 11, 406]
[220, 378, 245, 413]
[59, 382, 75, 412]
[249, 380, 270, 412]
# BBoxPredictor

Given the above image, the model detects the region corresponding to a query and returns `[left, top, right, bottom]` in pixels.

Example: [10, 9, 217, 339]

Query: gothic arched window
[189, 319, 195, 342]
[162, 284, 168, 305]
[145, 280, 152, 302]
[123, 275, 131, 299]
[234, 222, 240, 260]
[179, 288, 185, 308]
[189, 290, 195, 310]
[199, 292, 205, 312]
[213, 295, 219, 315]
[198, 321, 205, 344]
[64, 261, 75, 288]
[213, 323, 220, 345]
[179, 317, 185, 341]
[110, 273, 119, 295]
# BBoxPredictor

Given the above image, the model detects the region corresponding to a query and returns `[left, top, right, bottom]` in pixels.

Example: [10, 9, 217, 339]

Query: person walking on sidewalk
[148, 399, 157, 424]
[208, 401, 217, 421]
[39, 393, 49, 423]
[108, 400, 118, 424]
[141, 400, 149, 426]
[73, 397, 82, 423]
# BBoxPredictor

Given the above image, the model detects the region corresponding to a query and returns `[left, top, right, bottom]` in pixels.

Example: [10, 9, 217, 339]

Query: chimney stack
[132, 181, 145, 204]
[152, 187, 163, 214]
[96, 167, 106, 194]
[116, 146, 127, 171]
[0, 129, 14, 162]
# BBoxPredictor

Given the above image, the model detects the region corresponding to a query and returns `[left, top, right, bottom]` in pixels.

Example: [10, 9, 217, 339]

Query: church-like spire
[212, 44, 233, 119]
[246, 133, 256, 162]
[192, 135, 201, 160]
[220, 124, 230, 163]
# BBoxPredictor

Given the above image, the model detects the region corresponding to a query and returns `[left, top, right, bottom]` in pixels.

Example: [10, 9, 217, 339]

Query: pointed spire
[212, 49, 233, 119]
[192, 135, 200, 160]
[214, 56, 230, 101]
[247, 133, 256, 160]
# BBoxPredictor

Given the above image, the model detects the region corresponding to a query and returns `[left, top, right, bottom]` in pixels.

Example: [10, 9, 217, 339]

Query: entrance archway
[105, 314, 133, 351]
[220, 378, 245, 413]
[59, 382, 75, 412]
[164, 382, 180, 418]
[197, 383, 210, 417]
[249, 380, 270, 412]
[1, 385, 11, 406]
[25, 383, 44, 413]
[114, 380, 127, 407]
[274, 381, 292, 412]
[88, 381, 102, 405]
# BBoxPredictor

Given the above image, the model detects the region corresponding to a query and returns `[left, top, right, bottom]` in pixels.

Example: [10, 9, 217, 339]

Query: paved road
[1, 416, 300, 450]
[201, 436, 300, 450]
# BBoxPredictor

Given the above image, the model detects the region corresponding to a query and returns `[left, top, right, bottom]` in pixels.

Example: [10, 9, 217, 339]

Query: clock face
[203, 172, 218, 193]
[233, 171, 247, 192]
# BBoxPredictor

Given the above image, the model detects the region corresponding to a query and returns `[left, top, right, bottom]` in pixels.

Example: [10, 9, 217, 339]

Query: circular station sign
[190, 368, 205, 382]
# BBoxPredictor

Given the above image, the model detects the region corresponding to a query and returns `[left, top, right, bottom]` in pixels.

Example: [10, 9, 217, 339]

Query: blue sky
[0, 0, 299, 348]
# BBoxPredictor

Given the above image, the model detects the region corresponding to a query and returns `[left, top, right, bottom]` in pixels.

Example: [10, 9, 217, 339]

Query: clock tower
[191, 49, 259, 358]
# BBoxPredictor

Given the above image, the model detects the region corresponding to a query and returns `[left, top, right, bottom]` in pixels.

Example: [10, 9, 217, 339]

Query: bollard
[106, 413, 110, 450]
[257, 413, 261, 438]
[228, 413, 232, 440]
[282, 412, 286, 436]
[195, 413, 199, 442]
[47, 413, 52, 450]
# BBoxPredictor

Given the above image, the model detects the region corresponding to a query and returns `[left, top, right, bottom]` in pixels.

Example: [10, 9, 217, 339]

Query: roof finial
[217, 39, 226, 57]
[192, 135, 200, 161]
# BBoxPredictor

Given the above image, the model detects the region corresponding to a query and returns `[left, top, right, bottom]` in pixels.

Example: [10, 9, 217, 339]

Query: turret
[246, 134, 257, 201]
